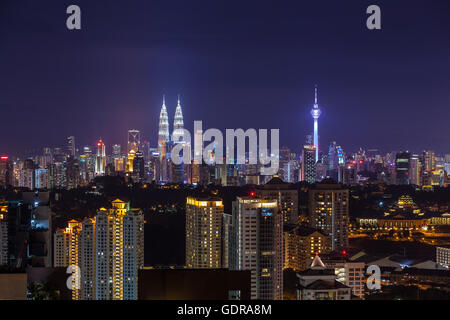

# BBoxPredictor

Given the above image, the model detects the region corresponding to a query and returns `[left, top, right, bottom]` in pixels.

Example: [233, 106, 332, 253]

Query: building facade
[54, 199, 144, 300]
[230, 196, 283, 300]
[185, 197, 224, 268]
[309, 180, 349, 251]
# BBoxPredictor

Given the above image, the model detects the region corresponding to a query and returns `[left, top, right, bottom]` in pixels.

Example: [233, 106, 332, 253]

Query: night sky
[0, 0, 449, 157]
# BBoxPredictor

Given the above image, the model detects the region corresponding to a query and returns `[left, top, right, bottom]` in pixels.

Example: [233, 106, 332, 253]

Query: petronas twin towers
[157, 95, 184, 158]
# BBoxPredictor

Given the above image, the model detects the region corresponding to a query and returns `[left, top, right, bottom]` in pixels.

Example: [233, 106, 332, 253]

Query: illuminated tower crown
[310, 85, 321, 162]
[157, 96, 170, 157]
[310, 86, 321, 120]
[173, 95, 184, 142]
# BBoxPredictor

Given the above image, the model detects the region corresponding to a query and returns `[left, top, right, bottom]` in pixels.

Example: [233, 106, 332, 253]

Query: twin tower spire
[157, 95, 184, 155]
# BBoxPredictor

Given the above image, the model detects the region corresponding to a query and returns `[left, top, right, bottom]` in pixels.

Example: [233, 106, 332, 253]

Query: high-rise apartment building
[95, 199, 144, 300]
[230, 196, 283, 300]
[284, 226, 330, 271]
[256, 176, 298, 225]
[54, 199, 144, 300]
[309, 180, 349, 251]
[80, 217, 95, 299]
[185, 196, 224, 268]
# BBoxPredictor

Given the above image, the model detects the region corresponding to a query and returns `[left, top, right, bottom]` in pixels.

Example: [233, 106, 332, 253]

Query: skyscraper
[230, 196, 283, 300]
[173, 95, 184, 141]
[54, 219, 82, 299]
[301, 145, 316, 184]
[172, 96, 185, 183]
[327, 141, 339, 181]
[424, 150, 436, 171]
[310, 86, 321, 162]
[157, 97, 170, 182]
[309, 180, 349, 251]
[112, 144, 121, 158]
[67, 136, 76, 158]
[133, 150, 145, 182]
[409, 154, 421, 186]
[95, 139, 106, 176]
[157, 96, 170, 158]
[395, 152, 410, 185]
[0, 156, 13, 187]
[185, 196, 224, 268]
[95, 199, 144, 300]
[127, 130, 140, 154]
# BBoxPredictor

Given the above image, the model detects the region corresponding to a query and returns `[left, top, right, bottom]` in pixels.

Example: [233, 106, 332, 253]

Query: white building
[321, 256, 366, 299]
[297, 254, 352, 300]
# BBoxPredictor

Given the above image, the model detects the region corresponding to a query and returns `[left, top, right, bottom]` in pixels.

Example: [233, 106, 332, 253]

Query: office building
[157, 96, 170, 182]
[395, 152, 410, 185]
[67, 136, 76, 158]
[95, 138, 106, 176]
[127, 129, 140, 154]
[301, 145, 316, 184]
[424, 150, 436, 171]
[409, 154, 421, 186]
[230, 196, 283, 300]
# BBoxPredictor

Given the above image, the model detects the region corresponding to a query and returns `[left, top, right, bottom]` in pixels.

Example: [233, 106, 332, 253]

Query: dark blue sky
[0, 0, 449, 157]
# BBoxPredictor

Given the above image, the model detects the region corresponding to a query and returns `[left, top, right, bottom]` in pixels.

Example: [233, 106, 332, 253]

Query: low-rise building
[296, 254, 351, 300]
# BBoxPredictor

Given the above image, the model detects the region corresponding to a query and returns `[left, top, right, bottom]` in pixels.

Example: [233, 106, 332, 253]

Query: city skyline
[4, 88, 450, 159]
[2, 0, 450, 306]
[1, 0, 450, 156]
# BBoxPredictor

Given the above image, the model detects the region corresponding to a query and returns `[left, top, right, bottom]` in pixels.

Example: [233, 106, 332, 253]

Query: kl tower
[310, 85, 321, 162]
